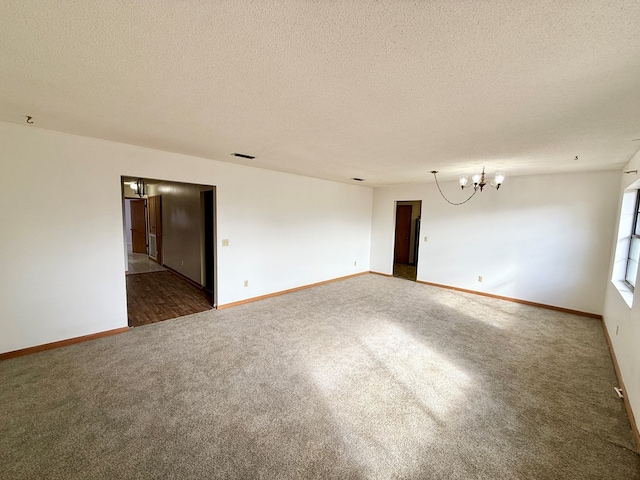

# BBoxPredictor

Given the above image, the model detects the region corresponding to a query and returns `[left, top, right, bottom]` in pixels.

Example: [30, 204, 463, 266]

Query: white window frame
[624, 190, 640, 290]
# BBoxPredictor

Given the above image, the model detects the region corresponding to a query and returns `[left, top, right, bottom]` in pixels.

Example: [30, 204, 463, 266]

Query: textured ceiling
[1, 1, 640, 186]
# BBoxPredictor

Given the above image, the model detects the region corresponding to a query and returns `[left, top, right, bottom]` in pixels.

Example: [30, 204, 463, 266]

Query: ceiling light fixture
[130, 178, 146, 198]
[431, 167, 505, 205]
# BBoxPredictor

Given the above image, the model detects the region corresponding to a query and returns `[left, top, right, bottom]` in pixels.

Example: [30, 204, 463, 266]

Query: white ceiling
[1, 1, 640, 186]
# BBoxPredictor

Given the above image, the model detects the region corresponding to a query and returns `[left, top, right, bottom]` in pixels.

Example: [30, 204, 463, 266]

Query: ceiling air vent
[231, 152, 255, 159]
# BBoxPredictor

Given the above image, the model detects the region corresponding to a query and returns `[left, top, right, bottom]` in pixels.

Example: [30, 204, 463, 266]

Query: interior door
[130, 199, 147, 254]
[394, 204, 412, 264]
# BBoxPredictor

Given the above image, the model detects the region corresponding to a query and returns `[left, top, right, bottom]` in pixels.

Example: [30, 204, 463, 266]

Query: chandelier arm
[431, 171, 477, 205]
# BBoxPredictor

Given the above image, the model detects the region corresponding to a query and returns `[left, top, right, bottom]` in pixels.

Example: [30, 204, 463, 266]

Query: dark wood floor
[393, 262, 417, 281]
[126, 271, 212, 327]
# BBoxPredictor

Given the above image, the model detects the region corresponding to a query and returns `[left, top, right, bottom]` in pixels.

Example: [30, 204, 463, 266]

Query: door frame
[121, 177, 218, 308]
[147, 195, 162, 264]
[392, 200, 422, 279]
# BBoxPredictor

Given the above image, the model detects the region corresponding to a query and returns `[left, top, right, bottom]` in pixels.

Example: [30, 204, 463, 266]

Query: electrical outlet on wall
[354, 260, 357, 266]
[244, 280, 248, 287]
[478, 275, 483, 282]
[222, 239, 229, 247]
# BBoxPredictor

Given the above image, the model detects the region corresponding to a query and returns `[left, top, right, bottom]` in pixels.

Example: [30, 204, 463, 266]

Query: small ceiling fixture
[130, 178, 146, 198]
[431, 167, 505, 205]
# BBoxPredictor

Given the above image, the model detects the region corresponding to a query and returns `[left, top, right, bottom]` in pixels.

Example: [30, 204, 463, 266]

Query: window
[625, 190, 640, 289]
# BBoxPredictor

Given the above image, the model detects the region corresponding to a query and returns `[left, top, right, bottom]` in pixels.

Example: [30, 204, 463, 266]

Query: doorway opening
[393, 200, 422, 281]
[122, 177, 217, 327]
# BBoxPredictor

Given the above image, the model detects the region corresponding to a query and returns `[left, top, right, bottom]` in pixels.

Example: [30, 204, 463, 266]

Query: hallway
[126, 254, 211, 327]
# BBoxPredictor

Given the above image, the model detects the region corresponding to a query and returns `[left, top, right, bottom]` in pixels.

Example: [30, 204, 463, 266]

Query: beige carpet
[1, 274, 638, 479]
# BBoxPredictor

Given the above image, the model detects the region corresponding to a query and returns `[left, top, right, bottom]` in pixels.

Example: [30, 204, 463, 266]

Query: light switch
[222, 239, 229, 247]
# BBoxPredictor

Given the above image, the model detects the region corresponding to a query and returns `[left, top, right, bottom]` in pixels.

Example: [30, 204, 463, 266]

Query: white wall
[603, 150, 640, 436]
[0, 121, 372, 354]
[371, 170, 620, 315]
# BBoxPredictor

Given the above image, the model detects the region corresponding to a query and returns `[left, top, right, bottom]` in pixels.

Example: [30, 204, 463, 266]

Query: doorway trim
[392, 200, 422, 281]
[121, 176, 218, 316]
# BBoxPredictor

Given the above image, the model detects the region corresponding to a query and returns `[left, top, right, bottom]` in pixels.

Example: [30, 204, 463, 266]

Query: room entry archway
[121, 177, 217, 326]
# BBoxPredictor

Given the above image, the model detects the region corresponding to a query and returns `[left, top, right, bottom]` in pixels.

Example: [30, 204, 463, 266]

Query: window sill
[611, 280, 634, 308]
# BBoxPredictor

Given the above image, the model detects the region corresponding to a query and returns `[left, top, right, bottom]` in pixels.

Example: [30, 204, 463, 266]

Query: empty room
[1, 2, 639, 479]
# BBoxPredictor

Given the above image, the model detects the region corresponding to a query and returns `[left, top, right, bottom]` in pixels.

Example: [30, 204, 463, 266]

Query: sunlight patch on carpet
[308, 321, 472, 478]
[359, 322, 471, 420]
[434, 293, 514, 330]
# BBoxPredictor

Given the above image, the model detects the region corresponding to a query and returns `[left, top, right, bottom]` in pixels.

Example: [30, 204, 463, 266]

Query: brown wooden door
[394, 205, 412, 264]
[130, 199, 147, 254]
[148, 195, 162, 263]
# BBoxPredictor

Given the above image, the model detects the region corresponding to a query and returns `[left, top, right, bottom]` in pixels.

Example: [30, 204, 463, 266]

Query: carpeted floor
[1, 274, 638, 479]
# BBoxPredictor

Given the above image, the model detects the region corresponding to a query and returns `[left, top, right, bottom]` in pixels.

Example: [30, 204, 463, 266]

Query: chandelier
[130, 178, 146, 198]
[431, 167, 505, 205]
